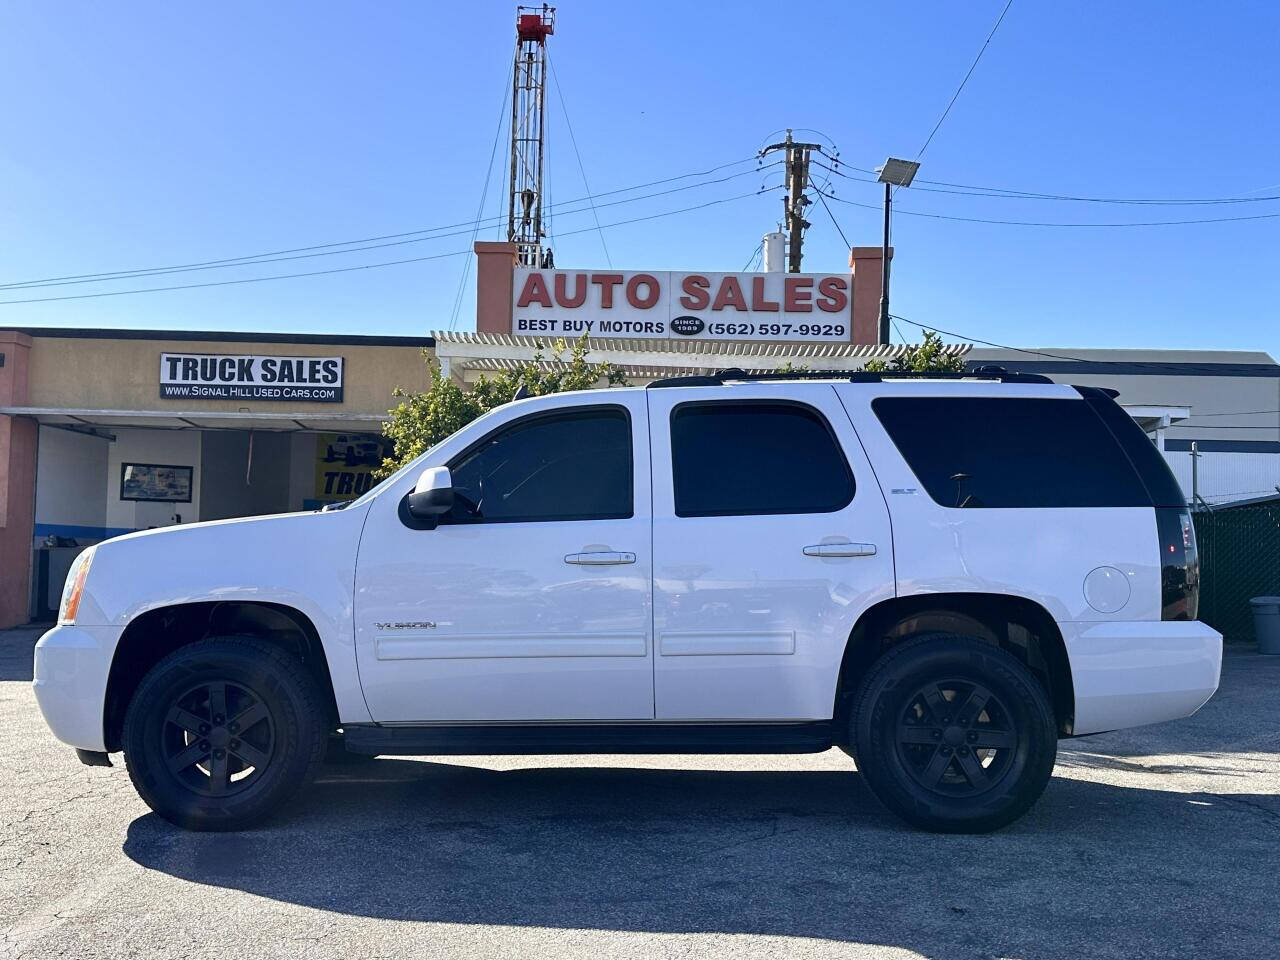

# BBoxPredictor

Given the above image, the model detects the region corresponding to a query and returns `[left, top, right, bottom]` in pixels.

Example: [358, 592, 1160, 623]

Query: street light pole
[875, 157, 921, 346]
[879, 181, 892, 345]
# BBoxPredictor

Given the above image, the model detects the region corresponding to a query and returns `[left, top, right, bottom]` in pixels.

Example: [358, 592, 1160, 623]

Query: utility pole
[760, 130, 823, 272]
[507, 5, 555, 268]
[1191, 440, 1202, 509]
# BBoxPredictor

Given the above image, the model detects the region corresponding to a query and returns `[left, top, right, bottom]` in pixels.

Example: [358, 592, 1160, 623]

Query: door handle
[803, 543, 877, 558]
[564, 551, 637, 565]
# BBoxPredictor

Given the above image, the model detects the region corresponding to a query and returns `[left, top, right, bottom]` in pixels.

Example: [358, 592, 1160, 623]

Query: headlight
[58, 547, 96, 625]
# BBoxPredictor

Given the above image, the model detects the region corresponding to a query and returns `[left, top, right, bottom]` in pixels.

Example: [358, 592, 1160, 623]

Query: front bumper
[1062, 619, 1223, 736]
[32, 623, 121, 753]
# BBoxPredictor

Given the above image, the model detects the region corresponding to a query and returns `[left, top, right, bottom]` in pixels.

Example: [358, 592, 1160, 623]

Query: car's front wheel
[122, 637, 326, 831]
[850, 634, 1057, 833]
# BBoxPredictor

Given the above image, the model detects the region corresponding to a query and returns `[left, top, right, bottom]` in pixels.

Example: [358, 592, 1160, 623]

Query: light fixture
[877, 157, 921, 188]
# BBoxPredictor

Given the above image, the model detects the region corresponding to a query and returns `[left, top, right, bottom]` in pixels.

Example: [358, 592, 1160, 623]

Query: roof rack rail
[646, 365, 1054, 388]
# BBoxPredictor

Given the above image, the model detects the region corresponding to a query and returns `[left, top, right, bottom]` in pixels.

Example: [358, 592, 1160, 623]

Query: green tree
[863, 329, 966, 374]
[377, 334, 627, 477]
[774, 360, 810, 374]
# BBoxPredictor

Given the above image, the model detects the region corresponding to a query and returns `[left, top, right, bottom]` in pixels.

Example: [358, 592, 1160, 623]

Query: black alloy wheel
[893, 678, 1017, 798]
[161, 680, 276, 797]
[851, 634, 1057, 833]
[123, 636, 326, 831]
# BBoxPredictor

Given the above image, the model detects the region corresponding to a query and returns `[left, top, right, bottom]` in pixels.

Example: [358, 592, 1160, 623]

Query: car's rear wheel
[851, 634, 1057, 833]
[122, 637, 326, 831]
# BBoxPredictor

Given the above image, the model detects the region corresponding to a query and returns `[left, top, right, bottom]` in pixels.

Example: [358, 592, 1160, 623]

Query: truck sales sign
[160, 353, 344, 403]
[511, 269, 852, 343]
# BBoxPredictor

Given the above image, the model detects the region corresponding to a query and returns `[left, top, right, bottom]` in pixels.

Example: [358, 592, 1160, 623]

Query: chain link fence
[1193, 495, 1280, 643]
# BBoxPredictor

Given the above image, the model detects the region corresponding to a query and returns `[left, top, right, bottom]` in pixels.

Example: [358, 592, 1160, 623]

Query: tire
[122, 636, 327, 831]
[851, 634, 1057, 833]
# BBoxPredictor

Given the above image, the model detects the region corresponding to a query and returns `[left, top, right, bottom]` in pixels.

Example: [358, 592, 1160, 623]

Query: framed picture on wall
[120, 462, 193, 503]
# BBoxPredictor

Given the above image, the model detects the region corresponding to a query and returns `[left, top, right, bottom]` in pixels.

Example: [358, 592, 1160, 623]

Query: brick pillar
[474, 241, 520, 335]
[849, 246, 893, 344]
[0, 332, 36, 628]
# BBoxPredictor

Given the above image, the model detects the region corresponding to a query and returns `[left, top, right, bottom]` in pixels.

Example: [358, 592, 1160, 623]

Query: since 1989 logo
[670, 315, 705, 336]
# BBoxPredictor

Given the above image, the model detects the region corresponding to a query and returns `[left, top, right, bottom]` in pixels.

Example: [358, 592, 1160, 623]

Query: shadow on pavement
[123, 759, 1280, 959]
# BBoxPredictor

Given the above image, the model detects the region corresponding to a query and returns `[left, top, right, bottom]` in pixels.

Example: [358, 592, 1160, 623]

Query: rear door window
[872, 396, 1151, 508]
[670, 401, 854, 517]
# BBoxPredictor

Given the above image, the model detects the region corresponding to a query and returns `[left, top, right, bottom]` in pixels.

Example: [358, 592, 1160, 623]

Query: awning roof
[1122, 404, 1192, 434]
[0, 406, 386, 433]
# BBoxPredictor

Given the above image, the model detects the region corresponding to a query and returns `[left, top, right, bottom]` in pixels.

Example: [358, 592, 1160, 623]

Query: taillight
[1155, 507, 1199, 621]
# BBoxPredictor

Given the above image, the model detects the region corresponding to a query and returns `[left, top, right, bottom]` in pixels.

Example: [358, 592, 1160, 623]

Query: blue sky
[1, 1, 1277, 355]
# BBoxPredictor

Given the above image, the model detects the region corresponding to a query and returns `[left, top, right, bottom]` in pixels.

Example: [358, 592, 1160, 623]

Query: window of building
[444, 407, 632, 524]
[671, 402, 854, 517]
[872, 396, 1151, 508]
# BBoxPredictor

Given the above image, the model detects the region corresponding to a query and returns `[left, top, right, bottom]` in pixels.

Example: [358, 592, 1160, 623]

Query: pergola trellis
[432, 331, 974, 384]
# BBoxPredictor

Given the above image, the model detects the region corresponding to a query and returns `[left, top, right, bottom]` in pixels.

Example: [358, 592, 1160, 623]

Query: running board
[343, 722, 837, 756]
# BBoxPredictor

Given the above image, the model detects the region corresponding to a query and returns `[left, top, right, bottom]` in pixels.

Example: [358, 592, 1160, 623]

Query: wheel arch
[103, 601, 339, 752]
[836, 592, 1075, 736]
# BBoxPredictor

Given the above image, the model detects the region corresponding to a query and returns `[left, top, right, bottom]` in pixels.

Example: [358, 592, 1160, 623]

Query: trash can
[1250, 597, 1280, 655]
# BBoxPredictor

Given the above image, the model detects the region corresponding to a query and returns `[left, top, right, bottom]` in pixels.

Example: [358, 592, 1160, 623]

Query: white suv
[33, 371, 1222, 833]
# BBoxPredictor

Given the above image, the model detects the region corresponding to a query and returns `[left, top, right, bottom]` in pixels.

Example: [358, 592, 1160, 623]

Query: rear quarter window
[872, 396, 1152, 508]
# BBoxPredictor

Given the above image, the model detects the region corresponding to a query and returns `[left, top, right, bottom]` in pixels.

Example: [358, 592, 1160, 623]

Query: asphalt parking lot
[2, 627, 1278, 960]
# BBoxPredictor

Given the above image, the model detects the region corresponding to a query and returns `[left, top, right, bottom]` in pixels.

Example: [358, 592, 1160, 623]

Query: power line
[813, 185, 851, 248]
[0, 249, 472, 307]
[889, 313, 1268, 377]
[911, 179, 1280, 206]
[818, 189, 1280, 227]
[916, 0, 1015, 159]
[548, 55, 611, 268]
[4, 164, 773, 291]
[1179, 409, 1280, 418]
[449, 62, 512, 331]
[814, 160, 1280, 206]
[810, 162, 878, 185]
[0, 156, 767, 291]
[0, 188, 780, 306]
[890, 313, 1093, 362]
[0, 161, 780, 292]
[551, 187, 782, 241]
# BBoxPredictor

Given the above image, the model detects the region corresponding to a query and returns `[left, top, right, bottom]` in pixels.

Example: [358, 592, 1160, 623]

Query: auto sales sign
[511, 269, 852, 343]
[160, 353, 344, 403]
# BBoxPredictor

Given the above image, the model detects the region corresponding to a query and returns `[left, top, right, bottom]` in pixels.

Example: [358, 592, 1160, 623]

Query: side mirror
[399, 466, 455, 530]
